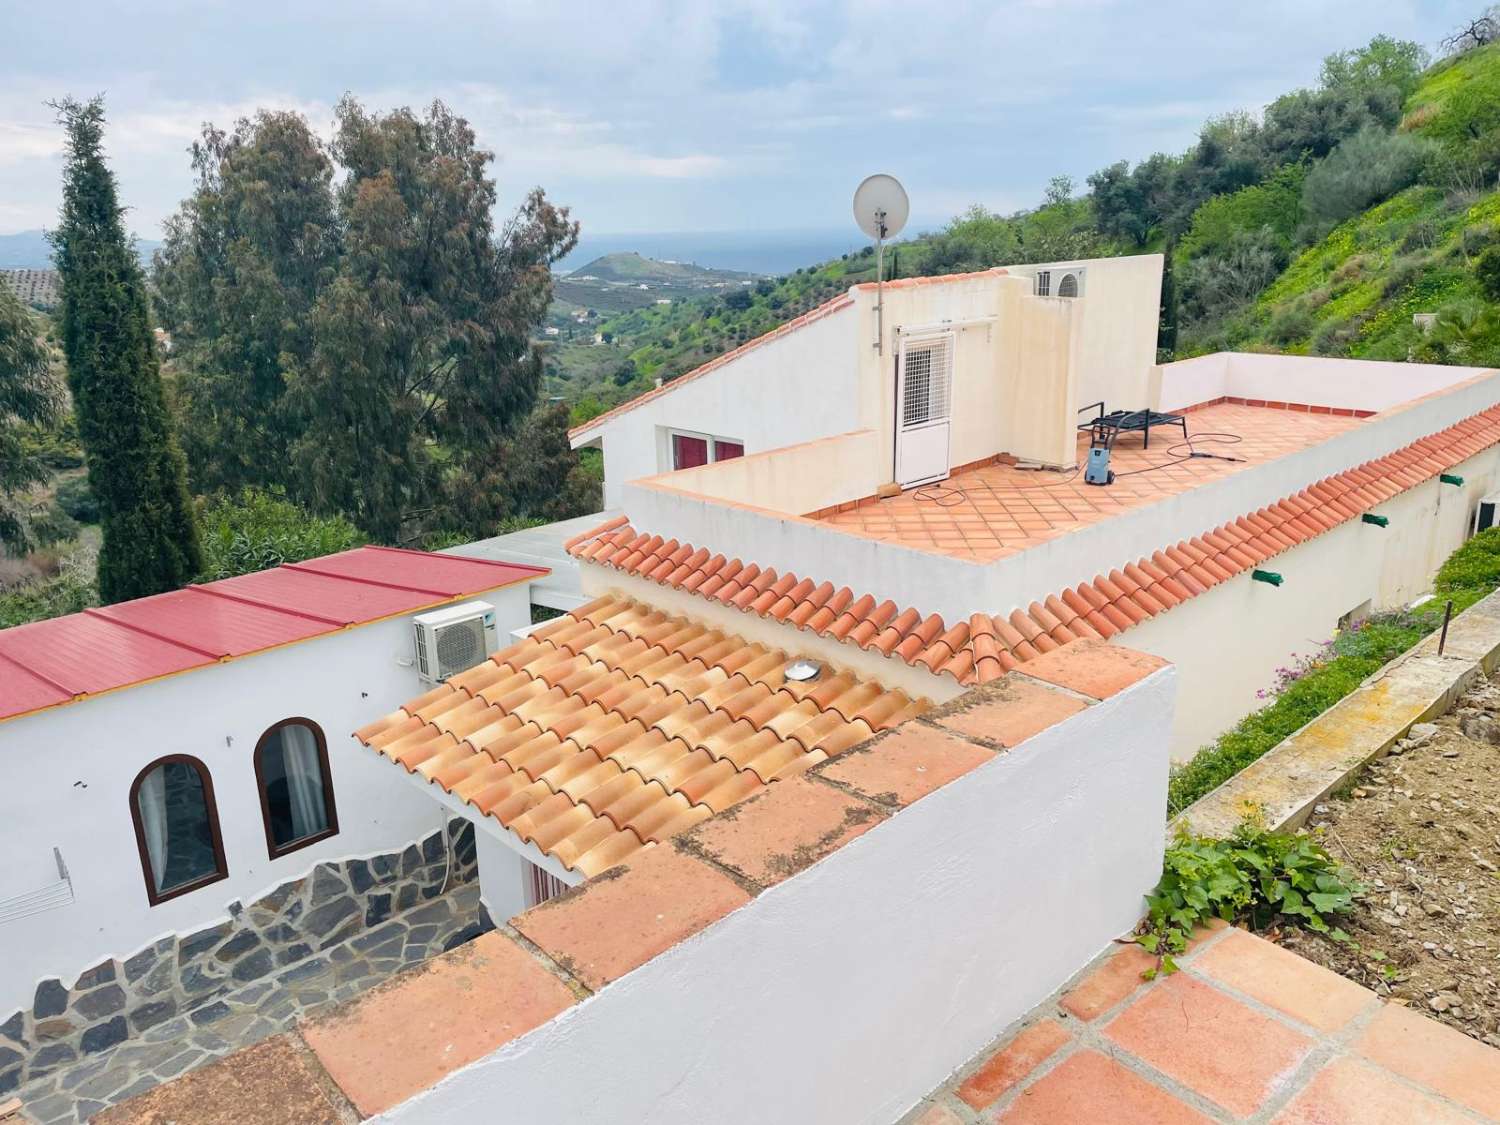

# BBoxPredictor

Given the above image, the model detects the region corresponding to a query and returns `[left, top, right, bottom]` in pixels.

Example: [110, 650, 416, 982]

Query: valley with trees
[556, 21, 1500, 427]
[3, 11, 1500, 628]
[0, 94, 598, 625]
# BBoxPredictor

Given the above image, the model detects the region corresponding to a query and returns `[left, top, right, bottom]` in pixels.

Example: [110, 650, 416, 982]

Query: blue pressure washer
[1084, 416, 1115, 486]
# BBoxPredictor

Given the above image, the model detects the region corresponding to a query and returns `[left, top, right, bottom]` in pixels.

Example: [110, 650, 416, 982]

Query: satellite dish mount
[852, 174, 910, 355]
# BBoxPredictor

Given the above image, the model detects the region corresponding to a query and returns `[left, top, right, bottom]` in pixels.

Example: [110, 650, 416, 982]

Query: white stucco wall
[583, 256, 1164, 508]
[1156, 351, 1490, 414]
[378, 663, 1175, 1125]
[623, 369, 1500, 627]
[577, 305, 859, 508]
[0, 581, 531, 1017]
[1119, 443, 1499, 759]
[1010, 255, 1164, 413]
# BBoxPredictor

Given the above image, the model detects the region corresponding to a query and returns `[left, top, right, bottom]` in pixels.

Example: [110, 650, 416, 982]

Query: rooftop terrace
[813, 402, 1363, 561]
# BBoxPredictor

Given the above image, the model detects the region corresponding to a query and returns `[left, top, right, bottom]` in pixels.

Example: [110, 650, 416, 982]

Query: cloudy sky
[0, 0, 1477, 241]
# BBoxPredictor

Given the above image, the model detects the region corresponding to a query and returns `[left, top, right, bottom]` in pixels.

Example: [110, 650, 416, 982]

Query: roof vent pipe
[785, 658, 822, 682]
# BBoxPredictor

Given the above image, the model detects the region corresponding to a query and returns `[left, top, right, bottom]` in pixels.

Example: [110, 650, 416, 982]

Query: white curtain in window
[138, 767, 169, 892]
[280, 725, 328, 841]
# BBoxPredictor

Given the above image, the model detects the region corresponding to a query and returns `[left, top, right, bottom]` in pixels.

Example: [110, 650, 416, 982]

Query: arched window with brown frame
[130, 755, 228, 906]
[254, 718, 339, 859]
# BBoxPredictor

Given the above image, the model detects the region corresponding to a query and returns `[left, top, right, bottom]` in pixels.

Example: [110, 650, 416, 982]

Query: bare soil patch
[1279, 671, 1500, 1048]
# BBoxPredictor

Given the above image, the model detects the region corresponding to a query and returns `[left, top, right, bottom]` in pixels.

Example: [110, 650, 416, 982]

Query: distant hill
[548, 251, 759, 326]
[566, 251, 754, 286]
[0, 228, 161, 270]
[555, 39, 1500, 426]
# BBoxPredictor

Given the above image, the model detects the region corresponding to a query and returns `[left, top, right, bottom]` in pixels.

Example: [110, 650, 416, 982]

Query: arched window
[1057, 272, 1080, 298]
[130, 756, 228, 906]
[254, 719, 338, 859]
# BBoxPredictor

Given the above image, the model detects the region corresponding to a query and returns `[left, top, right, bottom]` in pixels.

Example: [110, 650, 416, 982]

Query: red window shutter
[672, 434, 709, 469]
[713, 441, 744, 462]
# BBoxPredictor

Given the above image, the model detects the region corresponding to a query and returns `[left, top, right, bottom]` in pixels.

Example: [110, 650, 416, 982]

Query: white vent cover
[413, 599, 498, 683]
[1033, 267, 1085, 298]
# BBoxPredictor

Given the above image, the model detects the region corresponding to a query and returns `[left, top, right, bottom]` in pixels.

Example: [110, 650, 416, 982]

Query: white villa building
[568, 256, 1500, 757]
[5, 253, 1500, 1120]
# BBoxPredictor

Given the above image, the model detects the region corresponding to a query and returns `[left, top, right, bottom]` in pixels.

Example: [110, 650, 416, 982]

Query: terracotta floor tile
[934, 677, 1087, 748]
[1354, 1002, 1500, 1119]
[1016, 638, 1168, 700]
[95, 1035, 347, 1125]
[300, 932, 575, 1117]
[1271, 1057, 1475, 1125]
[512, 844, 751, 991]
[817, 404, 1358, 559]
[1103, 972, 1313, 1117]
[1192, 928, 1373, 1032]
[815, 723, 993, 808]
[911, 1102, 964, 1125]
[956, 1018, 1072, 1109]
[685, 776, 882, 886]
[996, 1049, 1212, 1124]
[1058, 942, 1157, 1021]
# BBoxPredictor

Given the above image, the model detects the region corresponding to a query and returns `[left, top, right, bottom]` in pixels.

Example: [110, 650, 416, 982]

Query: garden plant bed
[1279, 669, 1500, 1049]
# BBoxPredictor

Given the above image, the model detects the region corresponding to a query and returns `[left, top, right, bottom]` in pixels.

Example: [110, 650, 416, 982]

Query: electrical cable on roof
[892, 426, 1247, 507]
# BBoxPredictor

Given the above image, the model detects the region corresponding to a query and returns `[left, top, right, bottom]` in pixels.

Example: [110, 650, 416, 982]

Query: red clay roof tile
[563, 399, 1500, 685]
[355, 596, 928, 878]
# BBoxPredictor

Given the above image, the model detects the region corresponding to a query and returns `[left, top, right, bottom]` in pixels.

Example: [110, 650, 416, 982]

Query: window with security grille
[902, 337, 952, 427]
[1057, 272, 1079, 298]
[903, 347, 932, 425]
[1034, 270, 1051, 297]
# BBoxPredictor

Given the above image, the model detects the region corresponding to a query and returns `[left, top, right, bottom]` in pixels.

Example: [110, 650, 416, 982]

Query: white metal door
[895, 333, 954, 487]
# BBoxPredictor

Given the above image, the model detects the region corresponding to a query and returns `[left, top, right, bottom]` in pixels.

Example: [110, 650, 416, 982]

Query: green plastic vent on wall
[1251, 569, 1283, 587]
[1441, 473, 1464, 486]
[1361, 513, 1389, 527]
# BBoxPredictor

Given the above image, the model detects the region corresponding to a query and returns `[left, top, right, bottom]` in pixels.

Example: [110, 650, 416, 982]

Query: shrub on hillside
[1178, 226, 1289, 324]
[198, 488, 366, 581]
[1478, 245, 1500, 301]
[54, 475, 99, 524]
[1435, 526, 1500, 594]
[1301, 126, 1433, 231]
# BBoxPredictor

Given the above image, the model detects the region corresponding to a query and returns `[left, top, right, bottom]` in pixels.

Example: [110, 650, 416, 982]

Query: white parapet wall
[1120, 438, 1500, 760]
[1156, 351, 1492, 414]
[376, 661, 1176, 1125]
[623, 367, 1500, 627]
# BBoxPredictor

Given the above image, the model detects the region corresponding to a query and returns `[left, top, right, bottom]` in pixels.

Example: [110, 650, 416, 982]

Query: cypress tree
[50, 97, 202, 602]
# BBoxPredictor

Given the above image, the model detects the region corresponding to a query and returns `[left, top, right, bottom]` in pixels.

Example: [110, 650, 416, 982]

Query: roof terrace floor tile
[816, 403, 1359, 559]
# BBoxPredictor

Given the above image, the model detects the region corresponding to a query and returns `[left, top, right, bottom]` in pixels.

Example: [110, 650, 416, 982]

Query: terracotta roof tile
[563, 398, 1500, 686]
[355, 596, 928, 879]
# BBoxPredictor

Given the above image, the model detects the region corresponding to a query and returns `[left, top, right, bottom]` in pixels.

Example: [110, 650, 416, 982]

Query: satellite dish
[852, 174, 909, 241]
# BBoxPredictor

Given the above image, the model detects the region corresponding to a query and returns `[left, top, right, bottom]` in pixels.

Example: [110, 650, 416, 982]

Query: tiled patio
[818, 404, 1360, 560]
[905, 922, 1500, 1123]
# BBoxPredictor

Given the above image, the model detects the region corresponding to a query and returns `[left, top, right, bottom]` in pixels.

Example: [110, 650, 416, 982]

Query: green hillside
[558, 26, 1500, 427]
[1196, 44, 1500, 365]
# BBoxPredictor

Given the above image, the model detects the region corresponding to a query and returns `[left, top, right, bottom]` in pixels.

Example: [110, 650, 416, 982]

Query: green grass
[1166, 530, 1500, 817]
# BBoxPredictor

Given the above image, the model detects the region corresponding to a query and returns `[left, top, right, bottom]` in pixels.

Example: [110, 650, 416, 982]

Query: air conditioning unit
[413, 600, 498, 683]
[1475, 492, 1500, 535]
[1033, 267, 1085, 298]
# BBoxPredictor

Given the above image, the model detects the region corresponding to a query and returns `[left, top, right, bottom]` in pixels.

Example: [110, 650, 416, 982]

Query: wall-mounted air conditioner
[1475, 492, 1500, 535]
[413, 600, 498, 683]
[1033, 267, 1085, 299]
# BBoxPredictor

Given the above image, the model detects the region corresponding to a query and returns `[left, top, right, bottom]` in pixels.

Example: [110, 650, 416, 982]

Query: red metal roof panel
[0, 611, 210, 698]
[292, 546, 546, 597]
[89, 587, 331, 658]
[0, 546, 549, 723]
[209, 567, 449, 625]
[0, 654, 73, 717]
